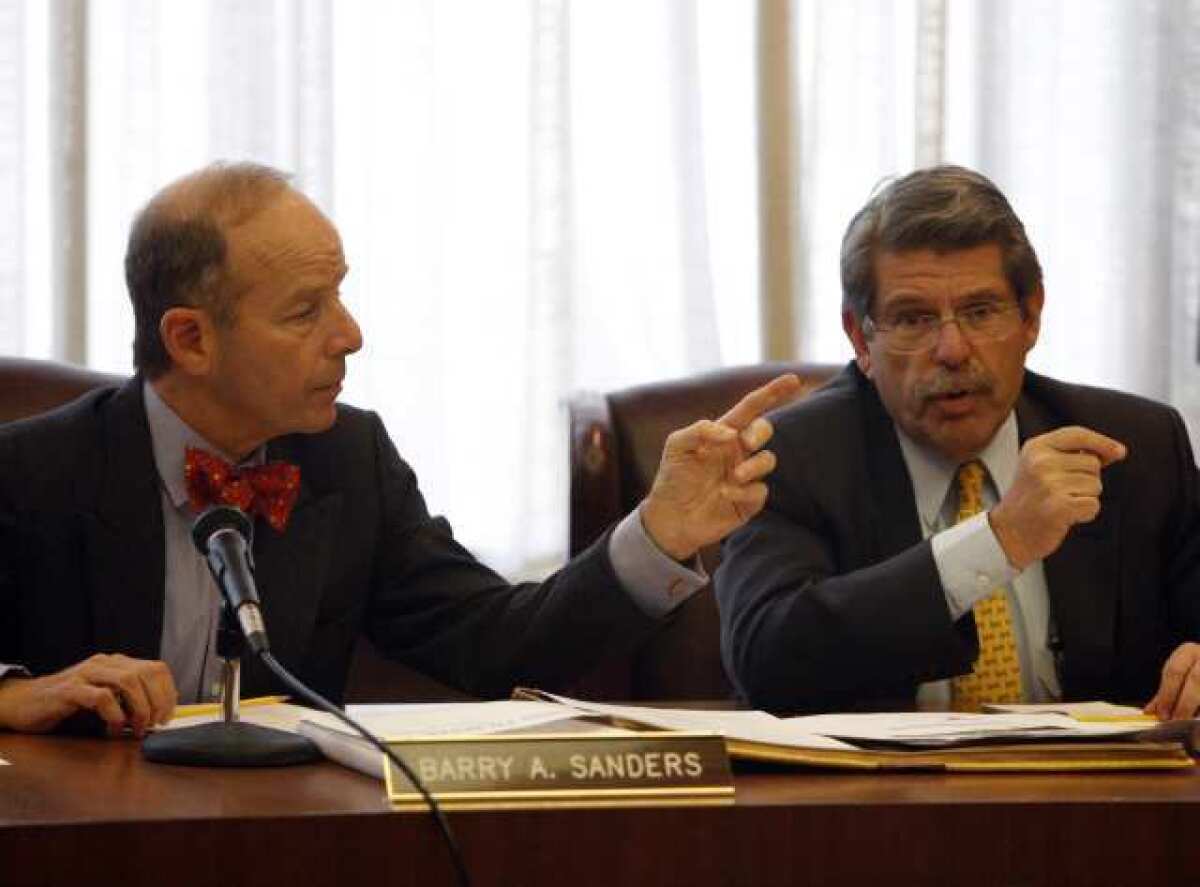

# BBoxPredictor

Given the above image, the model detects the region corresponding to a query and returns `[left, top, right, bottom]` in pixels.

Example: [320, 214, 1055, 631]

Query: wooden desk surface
[3, 732, 1199, 887]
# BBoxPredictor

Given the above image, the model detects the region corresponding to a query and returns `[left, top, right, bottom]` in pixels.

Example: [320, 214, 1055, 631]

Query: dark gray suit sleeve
[716, 501, 976, 713]
[713, 383, 978, 713]
[363, 414, 658, 698]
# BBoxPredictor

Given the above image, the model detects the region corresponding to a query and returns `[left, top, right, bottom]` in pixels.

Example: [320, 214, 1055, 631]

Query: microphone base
[142, 721, 321, 767]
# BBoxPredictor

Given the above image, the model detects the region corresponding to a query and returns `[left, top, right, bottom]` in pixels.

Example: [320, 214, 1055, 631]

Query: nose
[329, 300, 363, 357]
[930, 315, 971, 366]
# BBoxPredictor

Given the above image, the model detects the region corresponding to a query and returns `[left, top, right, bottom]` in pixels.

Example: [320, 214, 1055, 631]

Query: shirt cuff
[0, 664, 31, 681]
[607, 505, 708, 618]
[931, 511, 1020, 620]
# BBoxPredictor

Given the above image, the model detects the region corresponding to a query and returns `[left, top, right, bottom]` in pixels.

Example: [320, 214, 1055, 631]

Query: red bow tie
[184, 447, 301, 533]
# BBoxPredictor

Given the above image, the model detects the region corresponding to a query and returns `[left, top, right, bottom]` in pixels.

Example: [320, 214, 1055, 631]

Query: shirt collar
[143, 381, 265, 510]
[896, 410, 1019, 532]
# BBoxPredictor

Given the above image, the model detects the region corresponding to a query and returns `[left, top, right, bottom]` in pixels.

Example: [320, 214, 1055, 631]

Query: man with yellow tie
[716, 165, 1200, 719]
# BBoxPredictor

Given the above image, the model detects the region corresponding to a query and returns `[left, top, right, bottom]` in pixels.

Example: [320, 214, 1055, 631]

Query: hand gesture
[640, 373, 803, 561]
[989, 426, 1126, 570]
[0, 653, 177, 736]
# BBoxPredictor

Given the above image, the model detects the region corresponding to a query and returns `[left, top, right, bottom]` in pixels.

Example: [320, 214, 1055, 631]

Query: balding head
[125, 162, 293, 377]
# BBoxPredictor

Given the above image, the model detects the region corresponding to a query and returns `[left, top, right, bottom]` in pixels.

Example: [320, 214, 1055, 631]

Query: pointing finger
[719, 374, 803, 431]
[1040, 426, 1127, 466]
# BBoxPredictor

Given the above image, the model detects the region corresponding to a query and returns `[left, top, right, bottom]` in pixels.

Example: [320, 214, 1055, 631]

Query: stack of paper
[158, 693, 1194, 775]
[528, 692, 1193, 772]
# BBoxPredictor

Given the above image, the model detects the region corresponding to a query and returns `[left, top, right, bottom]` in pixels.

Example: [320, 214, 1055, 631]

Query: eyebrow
[293, 265, 350, 299]
[884, 287, 1006, 307]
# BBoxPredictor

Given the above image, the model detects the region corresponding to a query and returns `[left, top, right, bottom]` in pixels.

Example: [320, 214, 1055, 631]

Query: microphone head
[191, 505, 252, 555]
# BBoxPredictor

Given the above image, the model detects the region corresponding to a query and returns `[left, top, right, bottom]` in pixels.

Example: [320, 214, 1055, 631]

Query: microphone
[191, 506, 269, 655]
[149, 506, 471, 884]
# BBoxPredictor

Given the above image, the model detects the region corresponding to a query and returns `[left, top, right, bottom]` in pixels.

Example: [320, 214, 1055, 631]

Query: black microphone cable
[257, 651, 472, 887]
[192, 506, 470, 887]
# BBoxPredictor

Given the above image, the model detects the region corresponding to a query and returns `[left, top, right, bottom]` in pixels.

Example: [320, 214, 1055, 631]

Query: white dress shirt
[896, 412, 1061, 706]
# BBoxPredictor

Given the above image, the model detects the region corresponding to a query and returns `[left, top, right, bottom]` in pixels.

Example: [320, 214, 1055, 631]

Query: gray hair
[840, 165, 1043, 321]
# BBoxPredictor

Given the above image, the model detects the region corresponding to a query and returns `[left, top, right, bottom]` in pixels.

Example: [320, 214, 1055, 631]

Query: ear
[159, 306, 216, 377]
[842, 310, 873, 377]
[1021, 285, 1044, 354]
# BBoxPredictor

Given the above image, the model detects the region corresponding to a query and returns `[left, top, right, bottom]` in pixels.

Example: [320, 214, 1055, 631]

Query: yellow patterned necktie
[949, 460, 1024, 712]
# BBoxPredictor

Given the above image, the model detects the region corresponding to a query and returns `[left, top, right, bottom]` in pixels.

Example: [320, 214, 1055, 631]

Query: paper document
[309, 699, 583, 738]
[984, 701, 1156, 722]
[536, 692, 1155, 750]
[172, 695, 289, 719]
[161, 698, 578, 738]
[783, 711, 1149, 747]
[298, 699, 620, 781]
[162, 701, 314, 733]
[537, 692, 856, 751]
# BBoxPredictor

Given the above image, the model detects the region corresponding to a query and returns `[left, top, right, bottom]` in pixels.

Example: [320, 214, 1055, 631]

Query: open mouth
[937, 388, 974, 401]
[927, 388, 979, 415]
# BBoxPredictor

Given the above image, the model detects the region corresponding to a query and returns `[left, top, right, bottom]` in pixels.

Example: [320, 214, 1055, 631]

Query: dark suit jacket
[0, 379, 656, 704]
[715, 362, 1200, 713]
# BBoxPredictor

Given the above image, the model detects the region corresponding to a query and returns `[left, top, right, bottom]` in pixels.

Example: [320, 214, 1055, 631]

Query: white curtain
[791, 0, 1200, 445]
[11, 0, 1195, 573]
[0, 0, 759, 575]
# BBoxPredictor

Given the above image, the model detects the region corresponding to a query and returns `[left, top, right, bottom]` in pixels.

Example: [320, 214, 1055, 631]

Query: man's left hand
[1144, 642, 1200, 720]
[639, 373, 803, 561]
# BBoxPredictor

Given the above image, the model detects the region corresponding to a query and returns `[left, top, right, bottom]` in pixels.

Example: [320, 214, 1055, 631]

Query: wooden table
[3, 732, 1199, 886]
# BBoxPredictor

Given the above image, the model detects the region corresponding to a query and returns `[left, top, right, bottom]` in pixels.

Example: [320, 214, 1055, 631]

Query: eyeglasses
[862, 299, 1023, 354]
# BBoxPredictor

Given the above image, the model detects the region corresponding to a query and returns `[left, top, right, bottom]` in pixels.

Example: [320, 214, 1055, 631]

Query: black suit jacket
[715, 363, 1200, 713]
[0, 379, 656, 703]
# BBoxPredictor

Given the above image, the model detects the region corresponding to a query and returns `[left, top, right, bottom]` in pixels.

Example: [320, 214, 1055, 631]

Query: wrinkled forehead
[229, 190, 347, 285]
[873, 244, 1011, 305]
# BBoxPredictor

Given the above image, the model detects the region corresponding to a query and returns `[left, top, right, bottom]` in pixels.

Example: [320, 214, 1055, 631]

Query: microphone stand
[142, 601, 319, 766]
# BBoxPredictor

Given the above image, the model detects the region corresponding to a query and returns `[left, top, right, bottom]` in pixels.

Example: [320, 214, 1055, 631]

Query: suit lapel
[239, 438, 343, 693]
[87, 378, 165, 659]
[1018, 388, 1121, 696]
[853, 368, 925, 559]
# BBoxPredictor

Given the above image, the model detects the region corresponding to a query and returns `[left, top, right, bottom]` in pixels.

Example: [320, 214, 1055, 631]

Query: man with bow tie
[0, 162, 800, 736]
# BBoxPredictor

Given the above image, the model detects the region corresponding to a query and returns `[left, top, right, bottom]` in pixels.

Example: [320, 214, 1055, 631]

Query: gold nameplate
[383, 731, 733, 811]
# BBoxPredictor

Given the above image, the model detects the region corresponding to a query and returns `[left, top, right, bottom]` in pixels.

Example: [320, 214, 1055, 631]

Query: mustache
[913, 364, 994, 402]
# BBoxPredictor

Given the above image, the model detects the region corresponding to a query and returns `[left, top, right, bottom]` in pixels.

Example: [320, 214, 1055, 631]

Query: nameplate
[383, 732, 733, 811]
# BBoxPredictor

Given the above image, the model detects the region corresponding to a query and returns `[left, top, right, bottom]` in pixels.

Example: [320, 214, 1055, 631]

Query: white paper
[162, 699, 580, 741]
[984, 701, 1149, 719]
[314, 699, 583, 739]
[540, 692, 857, 751]
[782, 711, 1147, 745]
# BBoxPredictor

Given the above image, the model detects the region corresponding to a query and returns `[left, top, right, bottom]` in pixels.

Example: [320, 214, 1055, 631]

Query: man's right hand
[989, 426, 1127, 570]
[0, 654, 177, 737]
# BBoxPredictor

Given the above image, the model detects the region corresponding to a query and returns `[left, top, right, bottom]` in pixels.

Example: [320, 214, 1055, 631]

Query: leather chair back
[0, 357, 123, 423]
[568, 361, 838, 700]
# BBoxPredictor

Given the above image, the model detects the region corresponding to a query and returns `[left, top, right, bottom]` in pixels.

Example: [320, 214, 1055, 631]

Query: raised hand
[640, 373, 803, 561]
[989, 425, 1126, 570]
